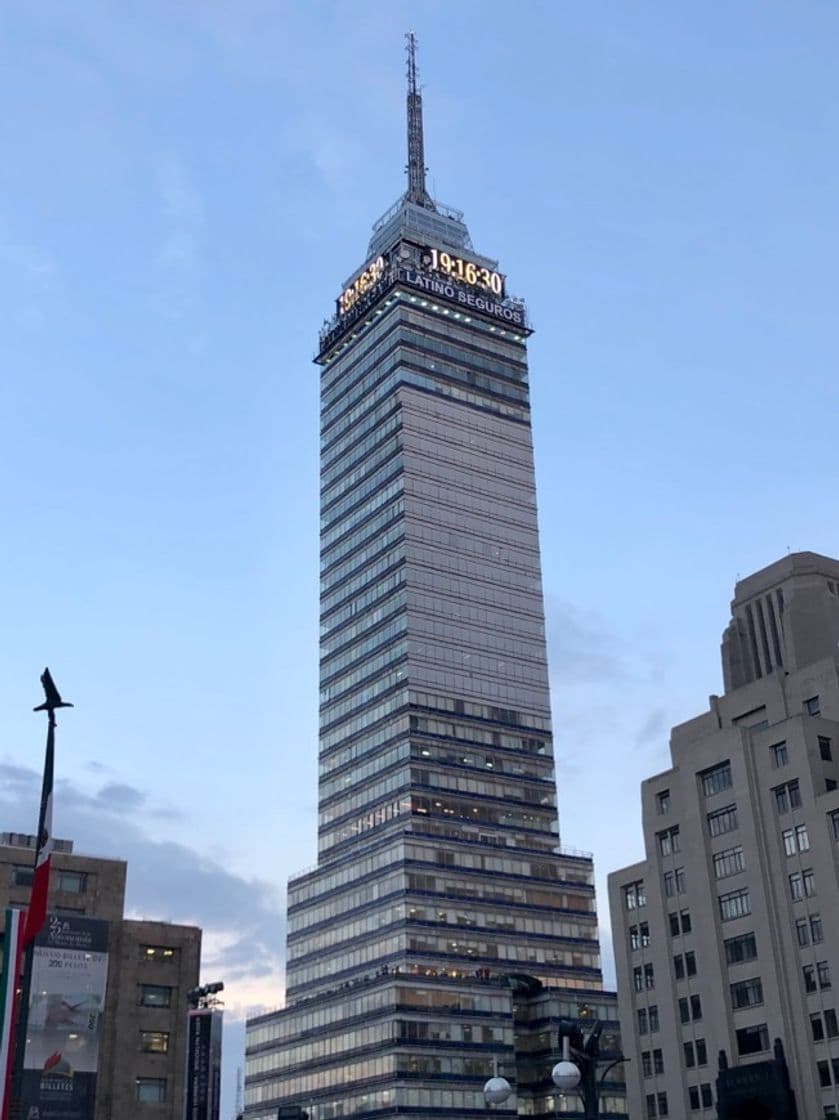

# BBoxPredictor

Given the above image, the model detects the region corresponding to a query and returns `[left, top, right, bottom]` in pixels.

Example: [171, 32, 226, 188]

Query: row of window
[12, 867, 87, 892]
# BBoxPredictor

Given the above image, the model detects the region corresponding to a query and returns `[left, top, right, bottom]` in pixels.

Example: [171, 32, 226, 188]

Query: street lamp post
[551, 1017, 626, 1120]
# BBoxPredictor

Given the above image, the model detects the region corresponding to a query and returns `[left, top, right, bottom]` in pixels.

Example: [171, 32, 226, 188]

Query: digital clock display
[338, 256, 385, 315]
[426, 248, 504, 297]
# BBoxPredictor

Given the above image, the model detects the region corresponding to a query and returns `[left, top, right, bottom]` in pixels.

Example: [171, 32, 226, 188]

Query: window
[707, 804, 738, 837]
[805, 965, 817, 993]
[649, 1005, 659, 1032]
[657, 827, 680, 856]
[56, 870, 86, 894]
[774, 780, 801, 814]
[634, 966, 644, 992]
[713, 845, 745, 879]
[12, 866, 33, 887]
[684, 1041, 696, 1068]
[782, 826, 809, 855]
[828, 779, 838, 792]
[680, 909, 692, 933]
[818, 1061, 831, 1088]
[642, 1051, 652, 1078]
[819, 961, 832, 989]
[657, 1091, 669, 1116]
[701, 761, 732, 797]
[679, 995, 702, 1022]
[788, 868, 815, 899]
[646, 1094, 657, 1119]
[657, 789, 671, 814]
[631, 922, 651, 950]
[689, 1087, 700, 1110]
[625, 880, 646, 910]
[139, 985, 172, 1008]
[725, 932, 757, 964]
[675, 867, 686, 893]
[812, 1013, 826, 1042]
[805, 695, 821, 716]
[736, 1023, 769, 1055]
[826, 1009, 839, 1037]
[644, 963, 655, 989]
[831, 810, 839, 841]
[797, 909, 824, 945]
[771, 741, 788, 767]
[140, 1031, 170, 1053]
[819, 736, 833, 761]
[637, 1007, 648, 1035]
[663, 871, 674, 898]
[630, 925, 640, 951]
[701, 1084, 713, 1108]
[803, 963, 830, 993]
[653, 1049, 663, 1074]
[696, 1038, 707, 1065]
[674, 951, 697, 980]
[141, 945, 178, 963]
[731, 977, 764, 1009]
[719, 887, 751, 921]
[136, 1078, 167, 1103]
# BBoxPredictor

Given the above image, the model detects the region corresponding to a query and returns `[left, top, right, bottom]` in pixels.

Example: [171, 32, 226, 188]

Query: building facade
[609, 551, 839, 1119]
[0, 832, 201, 1118]
[245, 42, 625, 1120]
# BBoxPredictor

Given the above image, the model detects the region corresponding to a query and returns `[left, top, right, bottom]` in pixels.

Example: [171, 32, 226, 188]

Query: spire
[405, 32, 436, 210]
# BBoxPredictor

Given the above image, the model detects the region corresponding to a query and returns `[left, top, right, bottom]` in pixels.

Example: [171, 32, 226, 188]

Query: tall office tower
[609, 551, 839, 1120]
[246, 39, 625, 1120]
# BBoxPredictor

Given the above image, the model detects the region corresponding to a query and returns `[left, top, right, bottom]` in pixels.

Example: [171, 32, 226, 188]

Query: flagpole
[5, 670, 71, 1120]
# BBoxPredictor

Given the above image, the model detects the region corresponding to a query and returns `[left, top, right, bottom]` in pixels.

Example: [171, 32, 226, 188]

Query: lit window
[141, 945, 178, 963]
[140, 1031, 170, 1054]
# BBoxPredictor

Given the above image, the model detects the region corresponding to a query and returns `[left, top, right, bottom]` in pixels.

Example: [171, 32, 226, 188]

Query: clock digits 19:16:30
[428, 248, 504, 296]
[339, 256, 386, 315]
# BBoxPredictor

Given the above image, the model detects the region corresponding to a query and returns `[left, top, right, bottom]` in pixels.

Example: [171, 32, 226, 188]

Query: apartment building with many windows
[0, 832, 201, 1118]
[609, 551, 839, 1119]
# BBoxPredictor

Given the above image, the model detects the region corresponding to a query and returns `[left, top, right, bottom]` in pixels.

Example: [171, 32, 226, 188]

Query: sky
[2, 2, 839, 1116]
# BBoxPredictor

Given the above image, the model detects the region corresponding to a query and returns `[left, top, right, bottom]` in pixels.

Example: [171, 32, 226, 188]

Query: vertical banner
[184, 1009, 222, 1120]
[20, 914, 109, 1120]
[0, 909, 26, 1120]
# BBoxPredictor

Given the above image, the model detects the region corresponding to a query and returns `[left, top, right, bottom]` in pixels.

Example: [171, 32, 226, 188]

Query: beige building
[609, 551, 839, 1119]
[1, 832, 201, 1118]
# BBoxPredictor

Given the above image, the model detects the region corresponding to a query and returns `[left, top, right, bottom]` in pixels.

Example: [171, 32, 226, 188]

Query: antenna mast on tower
[405, 32, 435, 210]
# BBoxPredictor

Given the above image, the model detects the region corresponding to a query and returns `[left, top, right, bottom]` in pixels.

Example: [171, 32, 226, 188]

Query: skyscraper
[245, 39, 624, 1120]
[609, 551, 839, 1119]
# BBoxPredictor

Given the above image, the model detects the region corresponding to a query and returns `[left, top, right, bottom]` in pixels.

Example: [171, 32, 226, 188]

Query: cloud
[633, 707, 668, 751]
[0, 761, 284, 998]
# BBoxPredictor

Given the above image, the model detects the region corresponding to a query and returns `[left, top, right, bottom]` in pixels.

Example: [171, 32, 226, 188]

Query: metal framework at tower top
[405, 32, 436, 210]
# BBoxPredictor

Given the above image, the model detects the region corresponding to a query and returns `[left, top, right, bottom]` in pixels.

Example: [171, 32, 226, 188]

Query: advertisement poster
[20, 913, 109, 1120]
[184, 1008, 222, 1120]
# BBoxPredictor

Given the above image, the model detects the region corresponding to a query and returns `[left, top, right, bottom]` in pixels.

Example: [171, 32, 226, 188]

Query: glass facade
[245, 96, 623, 1120]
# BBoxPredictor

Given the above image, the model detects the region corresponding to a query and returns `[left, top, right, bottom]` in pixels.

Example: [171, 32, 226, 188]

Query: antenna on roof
[405, 32, 436, 211]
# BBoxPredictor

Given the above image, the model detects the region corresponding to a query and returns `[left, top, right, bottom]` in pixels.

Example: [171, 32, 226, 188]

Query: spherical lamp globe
[483, 1076, 512, 1105]
[551, 1060, 581, 1091]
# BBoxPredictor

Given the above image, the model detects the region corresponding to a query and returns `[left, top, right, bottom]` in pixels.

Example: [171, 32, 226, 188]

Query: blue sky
[2, 3, 839, 1114]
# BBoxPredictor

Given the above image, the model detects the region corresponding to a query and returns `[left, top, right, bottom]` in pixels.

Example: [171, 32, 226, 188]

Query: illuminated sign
[397, 267, 526, 328]
[424, 248, 504, 298]
[338, 256, 385, 315]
